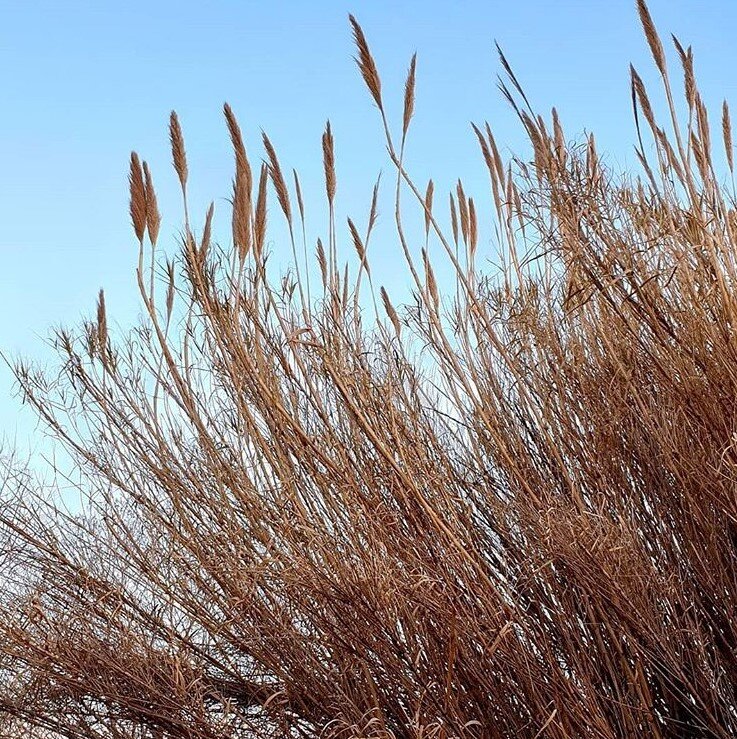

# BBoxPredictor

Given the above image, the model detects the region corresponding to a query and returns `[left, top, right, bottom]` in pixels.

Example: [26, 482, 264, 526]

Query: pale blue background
[1, 0, 735, 460]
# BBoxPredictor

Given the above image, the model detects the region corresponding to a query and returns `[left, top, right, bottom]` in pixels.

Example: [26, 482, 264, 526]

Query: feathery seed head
[637, 0, 667, 75]
[169, 111, 188, 192]
[402, 53, 417, 138]
[424, 179, 434, 239]
[262, 133, 292, 227]
[723, 100, 733, 173]
[322, 121, 336, 205]
[349, 15, 383, 110]
[142, 161, 161, 246]
[128, 152, 146, 243]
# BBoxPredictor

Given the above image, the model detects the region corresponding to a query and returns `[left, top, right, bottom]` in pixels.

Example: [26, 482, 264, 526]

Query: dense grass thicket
[1, 2, 737, 736]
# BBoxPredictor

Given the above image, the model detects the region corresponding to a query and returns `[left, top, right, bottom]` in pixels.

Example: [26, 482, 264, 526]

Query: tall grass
[1, 1, 736, 736]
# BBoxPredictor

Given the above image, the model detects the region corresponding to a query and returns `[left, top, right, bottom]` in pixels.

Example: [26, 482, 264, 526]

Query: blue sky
[2, 0, 737, 458]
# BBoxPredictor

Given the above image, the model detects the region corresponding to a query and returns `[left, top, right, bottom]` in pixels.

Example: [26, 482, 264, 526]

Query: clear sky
[2, 0, 737, 459]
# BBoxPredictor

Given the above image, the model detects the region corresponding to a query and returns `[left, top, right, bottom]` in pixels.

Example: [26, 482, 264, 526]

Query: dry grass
[1, 2, 737, 736]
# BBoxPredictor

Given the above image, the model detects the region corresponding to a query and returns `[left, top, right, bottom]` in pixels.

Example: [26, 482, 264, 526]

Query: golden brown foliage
[2, 4, 737, 737]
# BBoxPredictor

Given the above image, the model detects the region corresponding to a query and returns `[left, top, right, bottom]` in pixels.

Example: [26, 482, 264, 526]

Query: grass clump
[1, 2, 737, 736]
